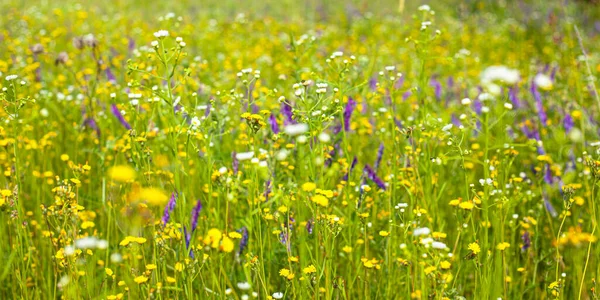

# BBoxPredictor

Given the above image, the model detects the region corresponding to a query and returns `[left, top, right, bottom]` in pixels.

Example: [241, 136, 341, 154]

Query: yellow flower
[146, 264, 157, 270]
[105, 268, 114, 277]
[228, 232, 242, 239]
[166, 276, 176, 283]
[175, 262, 184, 272]
[205, 228, 222, 248]
[496, 242, 510, 251]
[279, 268, 295, 280]
[119, 236, 147, 246]
[108, 165, 136, 182]
[303, 265, 317, 274]
[440, 261, 451, 270]
[220, 236, 234, 253]
[459, 201, 474, 210]
[0, 189, 11, 197]
[312, 194, 329, 207]
[379, 231, 390, 237]
[342, 246, 353, 253]
[424, 266, 436, 275]
[302, 182, 316, 192]
[134, 275, 148, 284]
[137, 187, 169, 206]
[468, 242, 481, 255]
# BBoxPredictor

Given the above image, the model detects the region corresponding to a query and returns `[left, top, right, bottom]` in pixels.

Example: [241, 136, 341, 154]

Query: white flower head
[284, 123, 309, 136]
[153, 30, 169, 39]
[534, 73, 553, 90]
[236, 151, 254, 161]
[413, 227, 431, 237]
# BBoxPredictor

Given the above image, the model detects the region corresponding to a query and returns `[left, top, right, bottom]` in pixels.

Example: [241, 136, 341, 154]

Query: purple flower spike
[563, 113, 574, 133]
[161, 192, 178, 226]
[281, 102, 295, 125]
[509, 87, 521, 109]
[106, 67, 117, 83]
[190, 199, 202, 232]
[364, 164, 386, 190]
[375, 143, 384, 171]
[342, 156, 358, 181]
[237, 227, 249, 256]
[232, 152, 239, 175]
[343, 97, 357, 131]
[306, 219, 314, 235]
[430, 78, 442, 100]
[269, 114, 280, 134]
[521, 231, 531, 251]
[531, 82, 547, 126]
[110, 103, 131, 130]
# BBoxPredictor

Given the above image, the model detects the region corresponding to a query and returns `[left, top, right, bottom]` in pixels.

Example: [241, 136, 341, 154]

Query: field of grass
[1, 0, 600, 299]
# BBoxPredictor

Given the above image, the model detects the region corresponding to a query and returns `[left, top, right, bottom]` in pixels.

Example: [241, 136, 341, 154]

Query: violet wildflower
[562, 113, 574, 133]
[162, 192, 178, 226]
[521, 231, 531, 251]
[342, 156, 358, 181]
[368, 77, 377, 91]
[110, 104, 131, 130]
[374, 143, 384, 171]
[232, 152, 239, 175]
[237, 227, 249, 256]
[531, 82, 547, 126]
[544, 192, 558, 218]
[343, 97, 357, 131]
[306, 219, 313, 234]
[269, 114, 280, 134]
[508, 86, 521, 109]
[364, 164, 386, 190]
[190, 199, 202, 232]
[430, 77, 442, 100]
[281, 102, 295, 125]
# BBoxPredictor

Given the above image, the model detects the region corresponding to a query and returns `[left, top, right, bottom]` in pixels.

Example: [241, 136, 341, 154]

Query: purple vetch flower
[550, 65, 558, 81]
[281, 102, 295, 125]
[306, 219, 313, 234]
[190, 199, 202, 232]
[544, 192, 558, 218]
[237, 227, 249, 256]
[531, 82, 547, 126]
[509, 86, 521, 109]
[268, 114, 280, 134]
[375, 143, 384, 171]
[402, 90, 412, 101]
[394, 117, 403, 130]
[451, 114, 461, 127]
[394, 76, 405, 90]
[430, 78, 442, 100]
[110, 104, 131, 130]
[184, 226, 194, 258]
[127, 37, 136, 53]
[162, 192, 178, 226]
[279, 231, 289, 250]
[84, 117, 101, 136]
[251, 103, 260, 114]
[343, 97, 357, 131]
[369, 77, 378, 91]
[342, 156, 358, 181]
[563, 113, 574, 133]
[521, 231, 531, 251]
[364, 164, 386, 190]
[232, 152, 239, 175]
[473, 100, 483, 115]
[544, 164, 553, 185]
[106, 67, 117, 83]
[447, 76, 454, 89]
[264, 180, 272, 202]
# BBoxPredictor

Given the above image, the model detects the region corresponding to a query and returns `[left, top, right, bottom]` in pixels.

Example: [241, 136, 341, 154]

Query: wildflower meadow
[2, 0, 600, 299]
